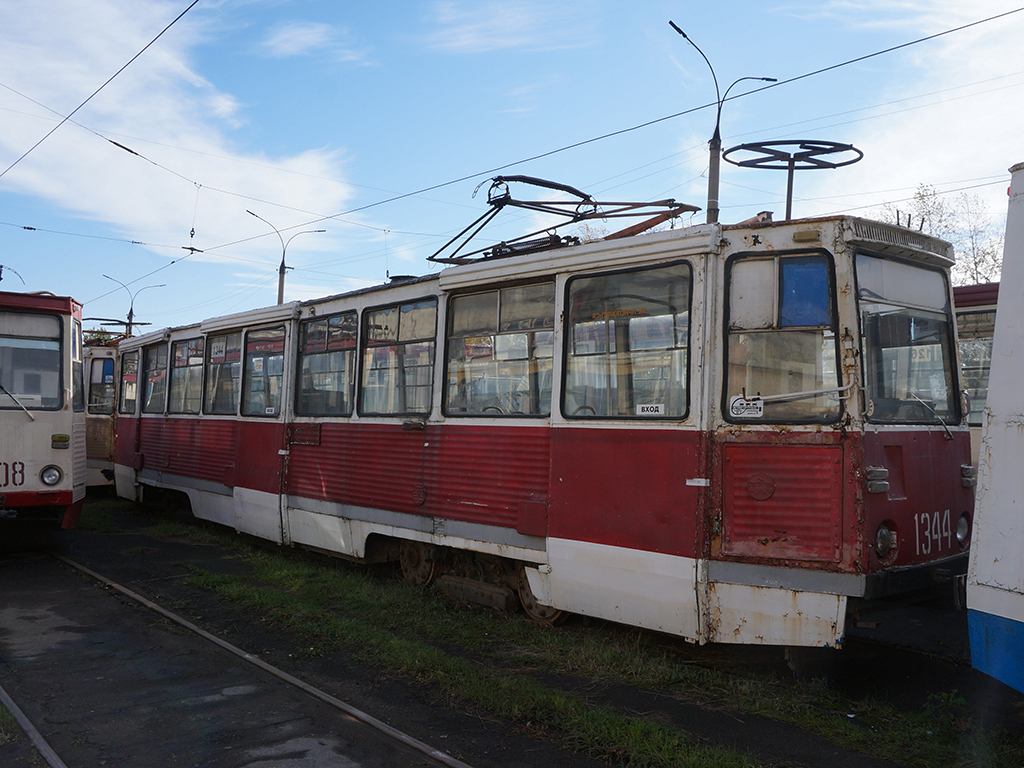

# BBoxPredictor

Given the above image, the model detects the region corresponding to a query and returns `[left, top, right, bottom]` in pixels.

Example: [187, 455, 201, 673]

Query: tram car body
[967, 162, 1024, 693]
[0, 290, 86, 534]
[114, 214, 973, 647]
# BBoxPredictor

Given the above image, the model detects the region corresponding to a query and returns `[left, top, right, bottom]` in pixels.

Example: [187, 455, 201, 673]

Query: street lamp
[669, 22, 775, 224]
[102, 275, 164, 337]
[246, 210, 325, 305]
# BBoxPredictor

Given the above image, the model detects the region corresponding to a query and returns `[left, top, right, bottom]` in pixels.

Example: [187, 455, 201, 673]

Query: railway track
[0, 550, 475, 768]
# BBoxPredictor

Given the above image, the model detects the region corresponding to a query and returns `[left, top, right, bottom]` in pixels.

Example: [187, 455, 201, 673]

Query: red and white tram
[0, 290, 86, 539]
[113, 214, 973, 647]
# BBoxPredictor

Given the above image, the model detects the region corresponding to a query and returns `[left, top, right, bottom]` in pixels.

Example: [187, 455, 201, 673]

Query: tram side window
[564, 263, 691, 419]
[297, 312, 357, 416]
[142, 343, 168, 414]
[119, 350, 139, 415]
[360, 299, 437, 415]
[169, 338, 204, 414]
[725, 253, 840, 423]
[72, 320, 84, 412]
[956, 309, 994, 427]
[241, 326, 286, 417]
[204, 332, 242, 415]
[0, 311, 61, 410]
[857, 254, 958, 424]
[88, 357, 116, 414]
[445, 283, 554, 416]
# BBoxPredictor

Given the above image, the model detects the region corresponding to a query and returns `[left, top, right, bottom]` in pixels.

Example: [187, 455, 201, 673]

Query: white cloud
[259, 21, 366, 62]
[0, 0, 355, 271]
[423, 0, 597, 54]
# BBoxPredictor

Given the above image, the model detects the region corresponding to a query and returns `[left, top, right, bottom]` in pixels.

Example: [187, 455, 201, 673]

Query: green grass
[138, 517, 1024, 768]
[0, 705, 18, 746]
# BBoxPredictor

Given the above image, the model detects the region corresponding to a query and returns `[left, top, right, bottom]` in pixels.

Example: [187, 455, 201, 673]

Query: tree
[879, 184, 1003, 286]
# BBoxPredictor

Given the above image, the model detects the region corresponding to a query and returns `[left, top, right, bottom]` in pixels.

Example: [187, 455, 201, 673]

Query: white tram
[0, 290, 86, 538]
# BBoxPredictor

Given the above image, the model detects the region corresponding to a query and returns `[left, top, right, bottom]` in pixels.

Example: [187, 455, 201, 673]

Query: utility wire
[0, 0, 200, 180]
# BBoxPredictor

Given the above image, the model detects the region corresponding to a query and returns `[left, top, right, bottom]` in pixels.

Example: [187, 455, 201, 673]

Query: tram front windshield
[857, 254, 959, 424]
[0, 311, 62, 410]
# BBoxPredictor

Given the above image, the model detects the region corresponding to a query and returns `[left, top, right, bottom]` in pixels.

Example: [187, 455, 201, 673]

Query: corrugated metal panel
[287, 423, 549, 527]
[722, 444, 842, 562]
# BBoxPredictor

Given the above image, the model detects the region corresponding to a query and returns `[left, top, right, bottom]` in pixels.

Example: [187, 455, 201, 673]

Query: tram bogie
[114, 214, 973, 647]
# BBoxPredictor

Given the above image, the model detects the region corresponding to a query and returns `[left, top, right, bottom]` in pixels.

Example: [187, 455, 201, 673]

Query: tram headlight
[956, 514, 971, 548]
[40, 465, 63, 486]
[874, 523, 897, 560]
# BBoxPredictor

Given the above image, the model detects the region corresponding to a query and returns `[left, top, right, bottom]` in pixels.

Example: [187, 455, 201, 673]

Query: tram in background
[953, 282, 998, 467]
[0, 290, 86, 544]
[113, 212, 974, 648]
[967, 161, 1024, 694]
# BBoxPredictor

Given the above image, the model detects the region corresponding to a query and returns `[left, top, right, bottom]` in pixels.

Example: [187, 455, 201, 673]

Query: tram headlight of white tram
[874, 522, 897, 559]
[40, 465, 63, 486]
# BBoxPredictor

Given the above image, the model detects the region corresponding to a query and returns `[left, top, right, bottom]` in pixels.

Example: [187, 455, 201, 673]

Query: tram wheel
[517, 564, 564, 624]
[399, 540, 438, 585]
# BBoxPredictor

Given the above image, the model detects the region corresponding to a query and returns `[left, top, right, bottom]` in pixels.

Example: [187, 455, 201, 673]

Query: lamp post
[102, 275, 164, 337]
[246, 210, 325, 305]
[669, 22, 775, 224]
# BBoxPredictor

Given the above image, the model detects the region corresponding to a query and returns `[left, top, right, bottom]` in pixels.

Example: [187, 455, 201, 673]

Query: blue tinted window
[780, 256, 830, 327]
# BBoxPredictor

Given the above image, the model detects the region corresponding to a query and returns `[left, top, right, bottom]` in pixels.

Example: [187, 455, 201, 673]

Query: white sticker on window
[729, 396, 763, 419]
[636, 403, 665, 416]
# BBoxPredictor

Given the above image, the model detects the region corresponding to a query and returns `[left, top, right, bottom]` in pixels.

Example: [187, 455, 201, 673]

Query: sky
[0, 0, 1021, 333]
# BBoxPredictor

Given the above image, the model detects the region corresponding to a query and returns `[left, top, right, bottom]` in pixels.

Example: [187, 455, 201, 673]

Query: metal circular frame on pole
[721, 140, 863, 221]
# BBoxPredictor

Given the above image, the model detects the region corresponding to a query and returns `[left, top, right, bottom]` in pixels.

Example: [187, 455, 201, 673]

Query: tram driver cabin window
[725, 253, 840, 423]
[118, 350, 138, 415]
[142, 344, 167, 414]
[564, 262, 691, 419]
[0, 311, 62, 410]
[445, 283, 554, 416]
[360, 299, 437, 415]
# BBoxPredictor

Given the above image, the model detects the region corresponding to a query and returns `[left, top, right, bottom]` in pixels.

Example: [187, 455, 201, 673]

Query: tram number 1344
[0, 461, 26, 488]
[914, 509, 954, 556]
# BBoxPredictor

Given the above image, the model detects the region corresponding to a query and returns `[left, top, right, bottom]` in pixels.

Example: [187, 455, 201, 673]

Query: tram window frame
[141, 343, 168, 414]
[956, 307, 995, 427]
[444, 282, 555, 418]
[359, 297, 437, 416]
[118, 349, 139, 415]
[723, 249, 842, 425]
[240, 326, 287, 418]
[562, 261, 692, 420]
[296, 311, 357, 417]
[855, 252, 960, 425]
[88, 356, 116, 415]
[168, 337, 205, 414]
[203, 331, 242, 415]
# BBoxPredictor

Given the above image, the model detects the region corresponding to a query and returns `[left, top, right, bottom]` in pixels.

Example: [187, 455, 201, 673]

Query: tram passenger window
[564, 262, 691, 419]
[142, 344, 168, 414]
[725, 253, 839, 423]
[72, 320, 84, 412]
[241, 326, 286, 417]
[88, 357, 115, 414]
[957, 309, 995, 427]
[297, 312, 356, 416]
[360, 299, 437, 415]
[169, 338, 204, 414]
[0, 311, 61, 410]
[118, 350, 139, 415]
[857, 254, 958, 424]
[204, 332, 242, 415]
[445, 283, 554, 416]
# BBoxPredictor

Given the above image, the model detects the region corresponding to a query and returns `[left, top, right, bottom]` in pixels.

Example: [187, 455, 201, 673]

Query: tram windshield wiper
[0, 382, 36, 421]
[739, 382, 853, 405]
[909, 392, 953, 440]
